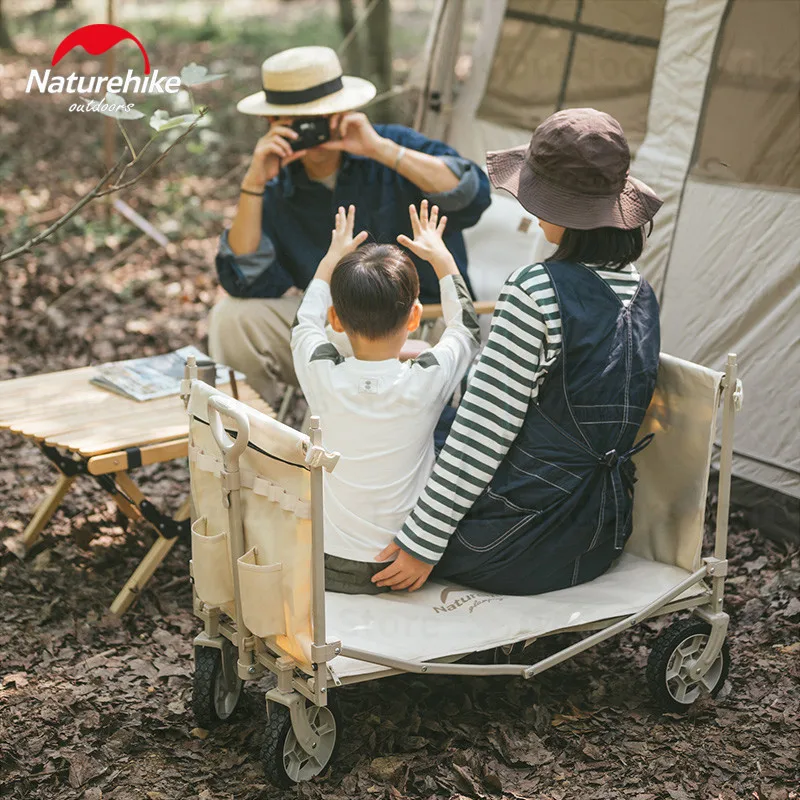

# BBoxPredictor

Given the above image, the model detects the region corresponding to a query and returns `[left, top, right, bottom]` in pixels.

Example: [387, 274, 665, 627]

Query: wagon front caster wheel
[647, 618, 730, 713]
[261, 695, 340, 788]
[192, 641, 243, 729]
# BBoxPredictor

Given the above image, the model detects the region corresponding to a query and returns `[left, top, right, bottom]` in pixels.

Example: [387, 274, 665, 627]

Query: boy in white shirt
[291, 201, 480, 594]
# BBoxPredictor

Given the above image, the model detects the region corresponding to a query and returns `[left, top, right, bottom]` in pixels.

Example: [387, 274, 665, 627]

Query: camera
[290, 117, 331, 151]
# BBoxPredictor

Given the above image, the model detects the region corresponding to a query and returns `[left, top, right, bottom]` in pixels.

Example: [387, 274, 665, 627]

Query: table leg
[109, 534, 177, 616]
[107, 478, 193, 615]
[175, 495, 192, 522]
[22, 474, 76, 552]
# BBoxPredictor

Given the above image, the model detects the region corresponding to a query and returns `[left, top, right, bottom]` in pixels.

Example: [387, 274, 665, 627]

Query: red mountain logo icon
[52, 24, 150, 74]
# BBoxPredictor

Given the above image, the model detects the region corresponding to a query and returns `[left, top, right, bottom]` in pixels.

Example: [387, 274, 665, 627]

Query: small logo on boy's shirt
[358, 378, 381, 394]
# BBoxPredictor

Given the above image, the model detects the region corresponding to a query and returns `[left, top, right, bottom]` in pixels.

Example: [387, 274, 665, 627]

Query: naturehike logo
[440, 587, 462, 604]
[433, 586, 502, 614]
[26, 24, 181, 111]
[52, 24, 150, 73]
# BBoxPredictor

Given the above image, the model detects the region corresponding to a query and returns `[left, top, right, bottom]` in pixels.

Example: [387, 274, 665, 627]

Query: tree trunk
[365, 0, 393, 121]
[337, 0, 363, 77]
[0, 0, 16, 52]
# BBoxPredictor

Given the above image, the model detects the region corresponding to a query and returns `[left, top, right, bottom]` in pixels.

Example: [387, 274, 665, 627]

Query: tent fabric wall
[448, 0, 667, 163]
[630, 0, 728, 297]
[659, 0, 800, 501]
[476, 0, 664, 144]
[692, 0, 800, 190]
[461, 192, 555, 323]
[421, 0, 799, 515]
[660, 180, 800, 499]
[448, 0, 519, 162]
[409, 0, 465, 143]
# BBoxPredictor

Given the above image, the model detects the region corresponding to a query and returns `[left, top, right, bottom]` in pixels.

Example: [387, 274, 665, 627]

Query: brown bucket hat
[485, 108, 662, 230]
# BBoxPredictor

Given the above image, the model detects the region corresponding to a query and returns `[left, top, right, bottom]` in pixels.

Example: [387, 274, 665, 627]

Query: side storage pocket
[191, 516, 234, 607]
[237, 547, 286, 638]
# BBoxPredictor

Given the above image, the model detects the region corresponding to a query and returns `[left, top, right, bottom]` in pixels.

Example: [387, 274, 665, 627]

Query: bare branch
[116, 119, 137, 161]
[0, 108, 206, 264]
[97, 108, 207, 196]
[0, 153, 127, 263]
[116, 133, 157, 185]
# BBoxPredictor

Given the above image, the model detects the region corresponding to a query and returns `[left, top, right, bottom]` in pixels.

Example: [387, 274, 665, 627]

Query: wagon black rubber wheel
[261, 694, 341, 788]
[647, 618, 730, 713]
[192, 643, 243, 729]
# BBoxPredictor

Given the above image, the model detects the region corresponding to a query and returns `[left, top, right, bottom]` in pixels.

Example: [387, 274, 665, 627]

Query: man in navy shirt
[209, 46, 491, 403]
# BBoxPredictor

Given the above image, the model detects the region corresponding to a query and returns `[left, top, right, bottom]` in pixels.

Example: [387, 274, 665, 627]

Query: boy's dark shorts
[324, 553, 391, 595]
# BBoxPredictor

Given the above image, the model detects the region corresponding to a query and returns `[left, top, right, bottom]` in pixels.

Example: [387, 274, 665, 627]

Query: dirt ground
[1, 3, 799, 799]
[2, 466, 799, 800]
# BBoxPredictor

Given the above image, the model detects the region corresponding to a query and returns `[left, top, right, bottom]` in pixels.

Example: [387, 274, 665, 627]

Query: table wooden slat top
[0, 369, 272, 456]
[1, 363, 274, 616]
[0, 368, 99, 419]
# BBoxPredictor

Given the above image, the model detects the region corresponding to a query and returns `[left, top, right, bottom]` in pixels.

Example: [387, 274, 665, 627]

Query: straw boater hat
[237, 46, 377, 117]
[486, 108, 662, 230]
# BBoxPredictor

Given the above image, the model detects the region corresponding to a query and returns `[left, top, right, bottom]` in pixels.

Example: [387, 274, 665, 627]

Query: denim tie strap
[600, 433, 656, 549]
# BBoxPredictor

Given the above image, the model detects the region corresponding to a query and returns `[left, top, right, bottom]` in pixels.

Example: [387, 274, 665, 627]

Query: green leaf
[180, 63, 226, 86]
[92, 92, 145, 120]
[149, 111, 201, 132]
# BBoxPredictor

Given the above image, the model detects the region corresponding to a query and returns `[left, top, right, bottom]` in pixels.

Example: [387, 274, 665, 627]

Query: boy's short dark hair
[330, 244, 420, 339]
[549, 225, 646, 270]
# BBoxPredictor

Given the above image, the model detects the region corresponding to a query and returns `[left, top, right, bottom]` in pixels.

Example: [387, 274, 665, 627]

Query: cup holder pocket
[190, 517, 234, 607]
[237, 547, 286, 638]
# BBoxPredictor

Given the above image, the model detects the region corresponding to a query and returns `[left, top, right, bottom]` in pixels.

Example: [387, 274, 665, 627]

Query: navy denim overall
[433, 260, 660, 595]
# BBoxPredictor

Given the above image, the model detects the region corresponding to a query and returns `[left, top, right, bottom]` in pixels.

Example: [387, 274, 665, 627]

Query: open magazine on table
[90, 345, 242, 402]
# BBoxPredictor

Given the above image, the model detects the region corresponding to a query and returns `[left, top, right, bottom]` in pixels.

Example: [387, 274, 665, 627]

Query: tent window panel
[578, 0, 665, 39]
[507, 0, 579, 23]
[505, 2, 661, 49]
[477, 0, 665, 142]
[693, 0, 800, 189]
[477, 18, 572, 130]
[563, 35, 661, 146]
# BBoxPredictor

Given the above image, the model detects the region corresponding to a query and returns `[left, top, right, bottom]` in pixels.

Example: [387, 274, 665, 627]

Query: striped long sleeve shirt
[396, 261, 642, 564]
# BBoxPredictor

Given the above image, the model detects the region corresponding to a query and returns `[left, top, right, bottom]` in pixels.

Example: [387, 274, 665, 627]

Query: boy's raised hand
[397, 200, 458, 279]
[331, 204, 368, 258]
[315, 205, 368, 283]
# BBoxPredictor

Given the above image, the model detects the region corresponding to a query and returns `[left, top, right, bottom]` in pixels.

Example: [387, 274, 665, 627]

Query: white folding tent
[411, 0, 799, 539]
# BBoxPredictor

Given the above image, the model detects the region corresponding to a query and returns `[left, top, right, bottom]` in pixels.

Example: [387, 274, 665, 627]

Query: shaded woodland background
[1, 2, 798, 799]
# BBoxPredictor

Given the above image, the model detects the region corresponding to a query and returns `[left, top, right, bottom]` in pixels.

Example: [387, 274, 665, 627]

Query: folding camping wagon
[180, 351, 741, 787]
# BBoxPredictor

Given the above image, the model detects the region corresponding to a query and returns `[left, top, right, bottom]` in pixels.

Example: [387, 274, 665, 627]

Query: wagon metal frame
[182, 352, 740, 785]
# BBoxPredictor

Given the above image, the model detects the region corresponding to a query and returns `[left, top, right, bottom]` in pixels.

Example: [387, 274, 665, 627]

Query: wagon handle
[207, 395, 250, 466]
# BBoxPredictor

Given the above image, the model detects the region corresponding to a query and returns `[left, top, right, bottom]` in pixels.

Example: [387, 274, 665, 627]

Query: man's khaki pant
[208, 295, 303, 406]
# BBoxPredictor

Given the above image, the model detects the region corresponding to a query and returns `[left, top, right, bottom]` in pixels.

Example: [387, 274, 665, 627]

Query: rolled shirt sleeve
[217, 229, 277, 282]
[377, 124, 491, 232]
[425, 156, 482, 214]
[215, 229, 294, 299]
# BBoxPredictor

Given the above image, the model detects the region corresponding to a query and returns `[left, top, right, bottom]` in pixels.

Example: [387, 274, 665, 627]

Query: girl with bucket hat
[373, 108, 663, 595]
[208, 46, 490, 405]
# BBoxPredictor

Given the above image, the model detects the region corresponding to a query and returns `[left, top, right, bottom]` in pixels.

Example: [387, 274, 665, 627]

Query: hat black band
[263, 75, 343, 106]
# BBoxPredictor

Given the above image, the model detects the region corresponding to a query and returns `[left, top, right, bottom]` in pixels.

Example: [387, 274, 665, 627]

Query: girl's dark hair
[330, 243, 420, 339]
[549, 225, 648, 270]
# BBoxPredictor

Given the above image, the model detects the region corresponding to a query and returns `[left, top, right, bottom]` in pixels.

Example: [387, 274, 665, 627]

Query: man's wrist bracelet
[240, 186, 265, 197]
[393, 145, 407, 172]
